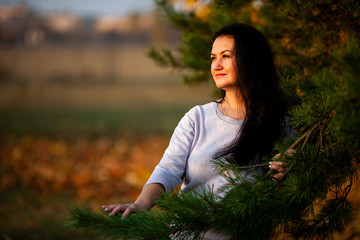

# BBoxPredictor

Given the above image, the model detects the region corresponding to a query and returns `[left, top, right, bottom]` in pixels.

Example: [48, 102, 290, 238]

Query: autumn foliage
[0, 135, 169, 205]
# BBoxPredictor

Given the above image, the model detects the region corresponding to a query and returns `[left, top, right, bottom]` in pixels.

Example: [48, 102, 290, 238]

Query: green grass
[0, 106, 191, 138]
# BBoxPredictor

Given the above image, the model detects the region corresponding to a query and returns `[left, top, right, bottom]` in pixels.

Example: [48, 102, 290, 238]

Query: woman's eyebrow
[211, 50, 233, 55]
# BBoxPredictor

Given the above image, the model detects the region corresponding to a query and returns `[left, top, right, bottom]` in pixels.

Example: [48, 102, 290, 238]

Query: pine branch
[68, 205, 173, 240]
[216, 121, 321, 174]
[290, 122, 319, 150]
[68, 205, 132, 239]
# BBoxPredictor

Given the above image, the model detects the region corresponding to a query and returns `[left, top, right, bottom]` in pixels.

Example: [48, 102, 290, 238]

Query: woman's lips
[215, 73, 226, 77]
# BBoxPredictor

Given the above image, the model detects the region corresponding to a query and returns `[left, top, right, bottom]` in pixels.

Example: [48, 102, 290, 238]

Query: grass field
[0, 106, 196, 138]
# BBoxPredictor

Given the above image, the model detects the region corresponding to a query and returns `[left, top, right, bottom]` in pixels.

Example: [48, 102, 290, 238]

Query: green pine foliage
[69, 0, 360, 239]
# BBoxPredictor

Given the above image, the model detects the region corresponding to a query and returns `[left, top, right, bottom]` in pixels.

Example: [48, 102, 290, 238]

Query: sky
[0, 0, 155, 17]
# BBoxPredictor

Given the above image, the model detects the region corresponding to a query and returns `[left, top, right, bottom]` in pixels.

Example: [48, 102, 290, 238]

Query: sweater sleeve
[144, 107, 197, 193]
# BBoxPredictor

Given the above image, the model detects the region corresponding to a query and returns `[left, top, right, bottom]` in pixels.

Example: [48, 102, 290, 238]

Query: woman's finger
[269, 161, 287, 173]
[271, 161, 286, 167]
[110, 204, 128, 216]
[272, 149, 296, 160]
[101, 204, 130, 216]
[103, 204, 122, 212]
[104, 204, 139, 219]
[102, 204, 116, 212]
[269, 164, 286, 173]
[121, 205, 136, 219]
[273, 172, 284, 179]
[285, 149, 296, 156]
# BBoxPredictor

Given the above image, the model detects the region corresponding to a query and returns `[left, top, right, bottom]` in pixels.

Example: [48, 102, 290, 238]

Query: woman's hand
[102, 202, 146, 219]
[269, 149, 296, 179]
[102, 183, 165, 219]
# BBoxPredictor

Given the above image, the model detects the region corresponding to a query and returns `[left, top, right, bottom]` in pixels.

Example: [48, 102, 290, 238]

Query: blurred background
[2, 1, 359, 240]
[0, 0, 214, 239]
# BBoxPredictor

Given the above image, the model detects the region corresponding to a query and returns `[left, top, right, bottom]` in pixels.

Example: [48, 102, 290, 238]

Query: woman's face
[211, 35, 237, 91]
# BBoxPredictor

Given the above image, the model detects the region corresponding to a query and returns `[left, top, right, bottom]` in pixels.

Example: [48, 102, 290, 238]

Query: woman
[102, 23, 289, 219]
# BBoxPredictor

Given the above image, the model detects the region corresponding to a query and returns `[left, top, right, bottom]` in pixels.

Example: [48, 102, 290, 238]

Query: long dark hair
[213, 23, 286, 166]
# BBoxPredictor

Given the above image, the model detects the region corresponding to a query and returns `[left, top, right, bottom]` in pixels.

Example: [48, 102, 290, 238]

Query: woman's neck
[219, 90, 246, 120]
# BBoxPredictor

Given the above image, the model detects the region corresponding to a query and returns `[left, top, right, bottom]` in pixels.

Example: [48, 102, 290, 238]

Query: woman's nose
[213, 59, 223, 70]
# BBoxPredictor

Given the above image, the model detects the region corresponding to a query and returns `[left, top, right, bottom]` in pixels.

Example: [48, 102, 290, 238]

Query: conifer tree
[69, 0, 360, 239]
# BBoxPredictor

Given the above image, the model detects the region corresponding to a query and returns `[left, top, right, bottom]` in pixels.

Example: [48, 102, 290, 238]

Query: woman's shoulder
[178, 102, 217, 125]
[186, 101, 217, 117]
[188, 101, 217, 112]
[172, 102, 217, 132]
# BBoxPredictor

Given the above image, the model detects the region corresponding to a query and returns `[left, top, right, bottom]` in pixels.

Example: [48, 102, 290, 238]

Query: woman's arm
[102, 183, 165, 219]
[102, 107, 198, 218]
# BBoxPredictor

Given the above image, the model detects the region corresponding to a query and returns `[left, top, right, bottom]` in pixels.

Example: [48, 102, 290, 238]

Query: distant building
[0, 3, 179, 47]
[44, 13, 81, 34]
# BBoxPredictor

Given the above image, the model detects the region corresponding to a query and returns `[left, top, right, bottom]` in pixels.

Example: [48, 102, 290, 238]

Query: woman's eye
[223, 54, 230, 58]
[210, 56, 216, 61]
